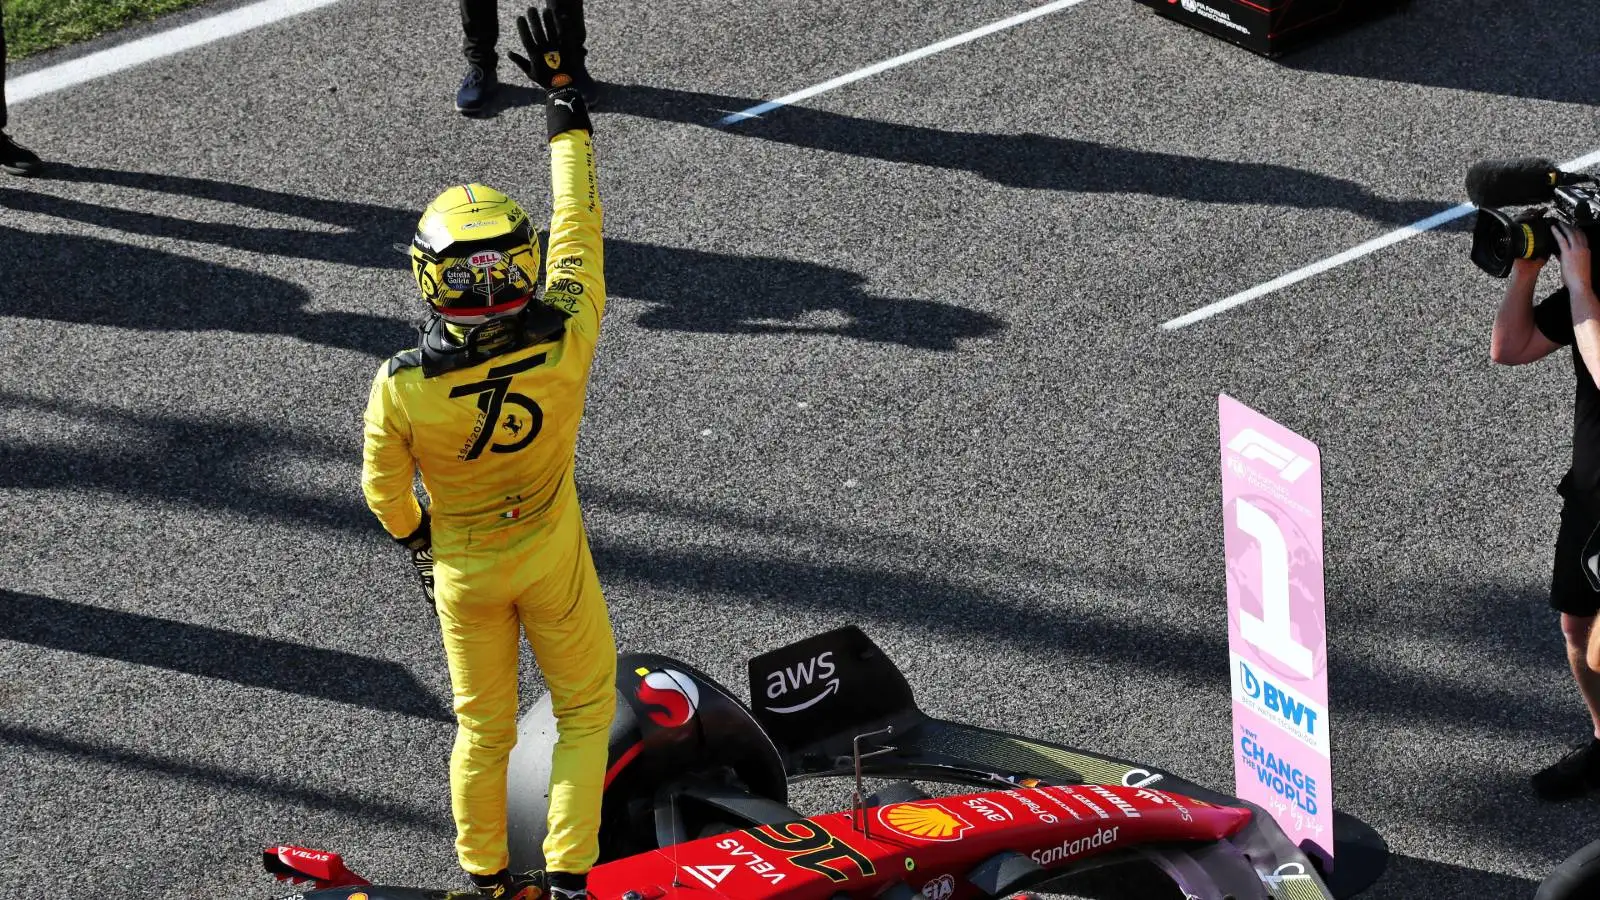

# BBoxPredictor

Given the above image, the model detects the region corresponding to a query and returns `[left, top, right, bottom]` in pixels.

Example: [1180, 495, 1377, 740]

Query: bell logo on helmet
[469, 251, 503, 268]
[634, 668, 701, 728]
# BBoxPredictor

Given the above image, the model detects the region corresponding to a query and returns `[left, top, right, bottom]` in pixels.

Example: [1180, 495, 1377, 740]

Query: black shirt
[1534, 287, 1600, 502]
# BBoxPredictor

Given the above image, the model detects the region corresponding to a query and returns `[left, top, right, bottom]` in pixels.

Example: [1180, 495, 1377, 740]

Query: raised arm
[509, 2, 605, 342]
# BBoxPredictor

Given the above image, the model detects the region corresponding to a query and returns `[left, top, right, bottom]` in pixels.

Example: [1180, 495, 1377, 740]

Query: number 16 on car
[1218, 394, 1335, 867]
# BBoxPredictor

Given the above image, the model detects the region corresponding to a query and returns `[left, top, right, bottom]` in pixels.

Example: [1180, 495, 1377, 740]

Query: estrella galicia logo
[635, 668, 700, 728]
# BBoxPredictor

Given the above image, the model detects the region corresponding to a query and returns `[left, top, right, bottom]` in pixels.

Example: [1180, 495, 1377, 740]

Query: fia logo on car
[762, 650, 839, 715]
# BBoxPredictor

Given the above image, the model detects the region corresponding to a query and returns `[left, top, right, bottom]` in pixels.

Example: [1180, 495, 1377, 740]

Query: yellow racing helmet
[409, 184, 540, 325]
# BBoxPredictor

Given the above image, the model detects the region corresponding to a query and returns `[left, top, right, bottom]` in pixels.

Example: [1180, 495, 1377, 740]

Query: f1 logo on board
[762, 650, 840, 715]
[1226, 428, 1312, 482]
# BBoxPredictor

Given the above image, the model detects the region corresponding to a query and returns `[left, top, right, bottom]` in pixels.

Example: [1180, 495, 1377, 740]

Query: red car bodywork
[271, 784, 1249, 899]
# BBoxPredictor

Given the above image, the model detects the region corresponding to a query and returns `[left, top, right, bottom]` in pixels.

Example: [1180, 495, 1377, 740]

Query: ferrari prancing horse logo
[449, 353, 547, 461]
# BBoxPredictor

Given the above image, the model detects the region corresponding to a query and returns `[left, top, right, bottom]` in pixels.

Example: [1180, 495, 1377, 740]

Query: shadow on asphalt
[0, 589, 451, 722]
[0, 222, 403, 355]
[0, 390, 371, 533]
[0, 721, 449, 832]
[1376, 850, 1542, 899]
[600, 85, 1458, 229]
[0, 388, 1574, 751]
[0, 166, 1002, 351]
[1278, 0, 1600, 107]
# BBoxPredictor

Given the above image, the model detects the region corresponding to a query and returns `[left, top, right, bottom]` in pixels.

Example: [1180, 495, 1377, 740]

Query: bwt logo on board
[1236, 659, 1324, 750]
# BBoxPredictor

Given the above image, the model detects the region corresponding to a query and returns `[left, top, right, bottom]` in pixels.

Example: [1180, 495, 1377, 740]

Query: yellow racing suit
[361, 129, 616, 877]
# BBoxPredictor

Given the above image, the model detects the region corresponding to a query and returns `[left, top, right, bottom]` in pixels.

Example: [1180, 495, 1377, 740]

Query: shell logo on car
[876, 802, 972, 842]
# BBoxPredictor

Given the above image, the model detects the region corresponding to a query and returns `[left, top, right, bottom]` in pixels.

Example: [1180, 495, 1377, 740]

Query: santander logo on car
[634, 667, 701, 728]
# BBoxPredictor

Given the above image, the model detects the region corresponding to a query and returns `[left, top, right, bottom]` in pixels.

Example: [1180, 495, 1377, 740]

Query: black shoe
[1533, 738, 1600, 800]
[0, 132, 43, 177]
[455, 64, 499, 115]
[466, 869, 539, 899]
[547, 871, 588, 900]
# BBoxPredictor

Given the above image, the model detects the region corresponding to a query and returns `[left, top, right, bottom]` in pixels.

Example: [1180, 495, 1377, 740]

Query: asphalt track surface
[3, 1, 1600, 897]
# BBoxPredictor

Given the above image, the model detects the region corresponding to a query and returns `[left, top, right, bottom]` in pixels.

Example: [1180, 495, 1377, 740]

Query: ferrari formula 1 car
[265, 627, 1365, 899]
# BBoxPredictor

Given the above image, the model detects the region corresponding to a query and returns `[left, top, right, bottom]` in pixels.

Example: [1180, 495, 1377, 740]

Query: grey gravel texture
[2, 0, 1599, 897]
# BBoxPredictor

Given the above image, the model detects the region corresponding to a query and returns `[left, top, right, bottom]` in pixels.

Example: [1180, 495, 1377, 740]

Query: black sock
[548, 871, 587, 896]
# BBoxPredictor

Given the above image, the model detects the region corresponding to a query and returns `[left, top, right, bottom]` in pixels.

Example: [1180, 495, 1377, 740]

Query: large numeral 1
[1235, 498, 1313, 678]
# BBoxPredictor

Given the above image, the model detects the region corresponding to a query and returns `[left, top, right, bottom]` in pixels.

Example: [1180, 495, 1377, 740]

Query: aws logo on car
[634, 667, 701, 728]
[762, 650, 840, 715]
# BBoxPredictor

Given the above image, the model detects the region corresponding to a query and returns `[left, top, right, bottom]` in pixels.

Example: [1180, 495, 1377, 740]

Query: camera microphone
[1466, 158, 1586, 207]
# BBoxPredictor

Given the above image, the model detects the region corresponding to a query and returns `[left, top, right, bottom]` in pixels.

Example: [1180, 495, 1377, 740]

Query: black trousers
[460, 0, 498, 68]
[2, 4, 9, 129]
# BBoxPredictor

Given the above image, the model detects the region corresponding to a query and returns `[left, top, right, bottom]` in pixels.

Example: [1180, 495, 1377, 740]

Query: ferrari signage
[1218, 395, 1333, 865]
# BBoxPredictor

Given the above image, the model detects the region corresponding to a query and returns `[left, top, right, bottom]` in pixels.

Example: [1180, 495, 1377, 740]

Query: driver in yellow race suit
[361, 5, 612, 898]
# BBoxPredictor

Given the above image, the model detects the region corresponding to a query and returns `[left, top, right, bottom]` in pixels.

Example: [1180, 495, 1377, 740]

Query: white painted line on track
[6, 0, 344, 106]
[1161, 147, 1600, 331]
[716, 0, 1096, 127]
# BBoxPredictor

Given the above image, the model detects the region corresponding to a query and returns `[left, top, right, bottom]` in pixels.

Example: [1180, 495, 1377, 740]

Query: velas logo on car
[876, 802, 972, 842]
[284, 849, 329, 862]
[634, 667, 700, 728]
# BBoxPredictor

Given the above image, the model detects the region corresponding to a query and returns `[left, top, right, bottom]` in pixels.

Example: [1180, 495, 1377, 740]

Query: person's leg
[0, 7, 40, 177]
[3, 3, 9, 131]
[517, 524, 616, 887]
[1588, 613, 1600, 674]
[1568, 614, 1600, 738]
[455, 0, 500, 113]
[458, 0, 499, 68]
[437, 555, 524, 877]
[1534, 504, 1600, 799]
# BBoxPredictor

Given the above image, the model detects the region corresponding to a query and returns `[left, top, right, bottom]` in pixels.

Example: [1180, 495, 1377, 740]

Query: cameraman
[1492, 222, 1600, 800]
